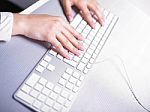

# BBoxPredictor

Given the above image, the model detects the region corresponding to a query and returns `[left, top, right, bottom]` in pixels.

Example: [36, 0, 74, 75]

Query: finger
[62, 28, 84, 50]
[88, 5, 105, 26]
[77, 2, 95, 29]
[63, 0, 73, 22]
[56, 33, 80, 56]
[65, 23, 84, 40]
[48, 36, 70, 59]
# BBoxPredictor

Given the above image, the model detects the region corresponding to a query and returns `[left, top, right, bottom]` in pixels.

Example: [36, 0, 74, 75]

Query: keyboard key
[33, 100, 42, 109]
[83, 42, 89, 50]
[76, 27, 83, 33]
[53, 102, 62, 111]
[77, 62, 86, 71]
[49, 49, 57, 56]
[84, 53, 91, 59]
[92, 53, 97, 59]
[69, 76, 77, 84]
[66, 82, 74, 90]
[102, 35, 108, 42]
[70, 14, 82, 28]
[36, 65, 45, 73]
[50, 109, 57, 112]
[41, 105, 50, 112]
[111, 16, 118, 26]
[81, 57, 89, 64]
[21, 84, 32, 94]
[89, 44, 96, 50]
[81, 20, 87, 26]
[94, 49, 100, 55]
[90, 30, 96, 36]
[62, 73, 70, 80]
[30, 89, 39, 98]
[47, 64, 55, 72]
[76, 81, 81, 87]
[79, 75, 85, 81]
[26, 73, 40, 87]
[79, 52, 84, 58]
[39, 77, 47, 86]
[42, 87, 51, 96]
[81, 32, 88, 38]
[43, 55, 52, 62]
[85, 25, 91, 31]
[84, 39, 91, 45]
[87, 34, 94, 41]
[72, 72, 80, 79]
[66, 68, 73, 75]
[61, 90, 69, 98]
[97, 43, 103, 50]
[16, 90, 34, 104]
[61, 108, 67, 112]
[58, 78, 66, 86]
[73, 86, 79, 93]
[46, 82, 54, 90]
[64, 101, 71, 107]
[45, 98, 54, 107]
[57, 96, 66, 104]
[68, 94, 74, 101]
[103, 9, 109, 18]
[87, 63, 92, 69]
[95, 22, 101, 30]
[49, 92, 58, 100]
[53, 86, 62, 94]
[89, 58, 95, 64]
[92, 40, 99, 46]
[73, 56, 81, 63]
[57, 54, 63, 60]
[40, 60, 48, 68]
[38, 94, 46, 102]
[64, 59, 77, 67]
[83, 68, 89, 74]
[34, 83, 43, 92]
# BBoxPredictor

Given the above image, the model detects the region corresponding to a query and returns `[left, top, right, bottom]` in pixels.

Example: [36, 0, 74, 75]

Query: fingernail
[75, 50, 81, 56]
[92, 22, 96, 29]
[101, 18, 105, 26]
[80, 35, 84, 40]
[68, 15, 73, 22]
[80, 45, 85, 51]
[64, 50, 70, 60]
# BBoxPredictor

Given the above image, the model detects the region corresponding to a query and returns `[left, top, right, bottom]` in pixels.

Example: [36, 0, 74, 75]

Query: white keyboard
[14, 9, 118, 112]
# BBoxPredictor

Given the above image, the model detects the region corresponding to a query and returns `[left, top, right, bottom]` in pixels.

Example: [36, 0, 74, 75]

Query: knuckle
[65, 39, 70, 46]
[73, 47, 77, 53]
[57, 17, 64, 22]
[65, 40, 72, 49]
[55, 43, 62, 49]
[84, 11, 91, 17]
[54, 20, 61, 26]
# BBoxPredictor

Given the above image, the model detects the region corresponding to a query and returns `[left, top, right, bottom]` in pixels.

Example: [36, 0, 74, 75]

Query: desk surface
[0, 0, 150, 112]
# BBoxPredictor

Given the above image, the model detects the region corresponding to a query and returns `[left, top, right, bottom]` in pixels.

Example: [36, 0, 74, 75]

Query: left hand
[61, 0, 105, 28]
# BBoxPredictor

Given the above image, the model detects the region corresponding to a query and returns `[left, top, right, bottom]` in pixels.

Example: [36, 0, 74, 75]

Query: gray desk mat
[0, 0, 65, 111]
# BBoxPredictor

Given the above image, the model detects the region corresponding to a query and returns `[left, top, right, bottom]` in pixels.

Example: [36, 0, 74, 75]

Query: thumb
[63, 1, 73, 22]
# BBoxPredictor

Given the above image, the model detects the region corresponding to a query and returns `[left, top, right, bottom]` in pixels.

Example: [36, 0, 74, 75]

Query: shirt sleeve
[0, 12, 14, 42]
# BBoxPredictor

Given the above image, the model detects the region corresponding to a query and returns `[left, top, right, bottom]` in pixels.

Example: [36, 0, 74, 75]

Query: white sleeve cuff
[0, 12, 14, 42]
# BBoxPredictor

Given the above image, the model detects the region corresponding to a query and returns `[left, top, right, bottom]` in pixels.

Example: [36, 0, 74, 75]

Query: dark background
[0, 0, 23, 12]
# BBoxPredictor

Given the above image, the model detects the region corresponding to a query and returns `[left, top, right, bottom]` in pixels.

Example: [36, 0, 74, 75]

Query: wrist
[12, 13, 28, 36]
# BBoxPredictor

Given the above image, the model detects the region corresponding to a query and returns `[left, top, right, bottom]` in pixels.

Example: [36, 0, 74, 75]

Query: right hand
[12, 14, 84, 59]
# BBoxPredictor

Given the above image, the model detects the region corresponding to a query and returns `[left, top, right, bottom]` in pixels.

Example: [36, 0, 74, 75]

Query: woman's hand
[61, 0, 105, 28]
[12, 14, 84, 59]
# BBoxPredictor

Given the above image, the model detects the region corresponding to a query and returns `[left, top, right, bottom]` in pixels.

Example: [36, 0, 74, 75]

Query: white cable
[94, 55, 150, 112]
